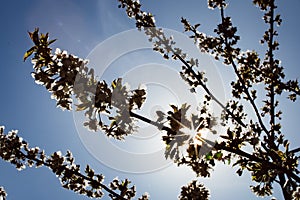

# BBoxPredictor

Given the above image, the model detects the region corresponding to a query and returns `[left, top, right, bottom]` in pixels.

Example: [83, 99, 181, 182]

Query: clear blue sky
[0, 0, 299, 199]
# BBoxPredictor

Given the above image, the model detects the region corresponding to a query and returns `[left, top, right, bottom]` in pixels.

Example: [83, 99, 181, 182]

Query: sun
[177, 119, 212, 158]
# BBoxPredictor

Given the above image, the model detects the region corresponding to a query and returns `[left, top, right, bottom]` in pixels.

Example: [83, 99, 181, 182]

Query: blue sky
[0, 0, 299, 199]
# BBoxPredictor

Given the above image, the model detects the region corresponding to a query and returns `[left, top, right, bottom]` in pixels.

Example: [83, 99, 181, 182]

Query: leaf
[214, 152, 223, 160]
[156, 110, 165, 122]
[76, 104, 88, 111]
[220, 135, 229, 140]
[48, 39, 57, 45]
[205, 152, 213, 160]
[236, 168, 243, 176]
[28, 28, 39, 45]
[23, 46, 36, 61]
[110, 120, 117, 128]
[194, 23, 201, 29]
[170, 148, 176, 159]
[227, 158, 231, 165]
[170, 105, 178, 112]
[112, 79, 122, 89]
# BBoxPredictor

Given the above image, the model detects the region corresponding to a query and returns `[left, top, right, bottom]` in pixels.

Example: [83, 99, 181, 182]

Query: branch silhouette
[0, 0, 299, 199]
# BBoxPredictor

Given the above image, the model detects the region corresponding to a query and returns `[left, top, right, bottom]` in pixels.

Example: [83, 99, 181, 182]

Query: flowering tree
[0, 0, 299, 199]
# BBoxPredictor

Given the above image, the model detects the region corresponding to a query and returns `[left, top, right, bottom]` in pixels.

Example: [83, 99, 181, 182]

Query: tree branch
[148, 29, 247, 128]
[175, 53, 247, 128]
[18, 151, 128, 200]
[219, 7, 270, 137]
[220, 145, 300, 183]
[268, 1, 276, 139]
[129, 111, 300, 184]
[279, 173, 291, 199]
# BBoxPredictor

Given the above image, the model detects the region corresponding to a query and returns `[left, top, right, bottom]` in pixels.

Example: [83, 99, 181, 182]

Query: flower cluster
[178, 180, 209, 200]
[24, 28, 147, 140]
[0, 126, 150, 199]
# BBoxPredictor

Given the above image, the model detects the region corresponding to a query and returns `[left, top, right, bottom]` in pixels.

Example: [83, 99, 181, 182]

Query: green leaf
[205, 152, 213, 160]
[214, 152, 223, 160]
[23, 46, 36, 61]
[227, 158, 231, 165]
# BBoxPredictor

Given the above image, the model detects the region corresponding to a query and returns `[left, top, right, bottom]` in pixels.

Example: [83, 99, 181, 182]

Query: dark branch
[219, 7, 269, 136]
